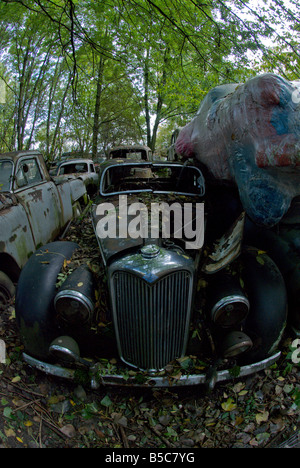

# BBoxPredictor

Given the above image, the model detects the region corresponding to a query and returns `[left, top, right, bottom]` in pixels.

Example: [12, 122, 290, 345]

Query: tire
[0, 271, 15, 307]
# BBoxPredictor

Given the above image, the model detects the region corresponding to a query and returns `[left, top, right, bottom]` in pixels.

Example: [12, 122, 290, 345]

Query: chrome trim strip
[23, 351, 281, 388]
[23, 353, 76, 380]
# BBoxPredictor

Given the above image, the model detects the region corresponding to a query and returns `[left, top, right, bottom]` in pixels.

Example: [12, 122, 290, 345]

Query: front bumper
[22, 351, 281, 389]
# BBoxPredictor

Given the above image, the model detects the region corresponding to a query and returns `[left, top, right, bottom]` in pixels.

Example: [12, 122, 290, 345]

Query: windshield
[110, 149, 148, 160]
[58, 162, 89, 175]
[100, 163, 205, 197]
[0, 160, 13, 192]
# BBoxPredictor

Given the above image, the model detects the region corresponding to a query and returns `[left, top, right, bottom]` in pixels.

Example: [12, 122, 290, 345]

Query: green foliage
[0, 0, 299, 156]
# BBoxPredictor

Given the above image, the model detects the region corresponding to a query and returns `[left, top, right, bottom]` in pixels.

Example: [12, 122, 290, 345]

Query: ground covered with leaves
[0, 323, 299, 449]
[0, 216, 300, 449]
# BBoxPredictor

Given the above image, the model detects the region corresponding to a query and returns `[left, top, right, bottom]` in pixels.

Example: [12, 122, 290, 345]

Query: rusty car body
[108, 145, 153, 161]
[15, 158, 288, 389]
[51, 158, 99, 195]
[0, 150, 88, 304]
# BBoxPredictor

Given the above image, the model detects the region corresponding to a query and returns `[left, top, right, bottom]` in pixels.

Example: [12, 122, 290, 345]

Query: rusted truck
[0, 150, 88, 306]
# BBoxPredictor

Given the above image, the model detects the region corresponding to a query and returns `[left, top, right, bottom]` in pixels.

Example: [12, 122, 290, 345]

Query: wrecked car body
[175, 73, 300, 228]
[108, 145, 153, 161]
[15, 159, 288, 389]
[52, 159, 99, 195]
[0, 151, 88, 305]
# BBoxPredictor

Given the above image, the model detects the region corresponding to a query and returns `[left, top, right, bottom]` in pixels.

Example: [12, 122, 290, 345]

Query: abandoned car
[51, 159, 99, 195]
[108, 145, 153, 161]
[0, 151, 88, 306]
[14, 157, 291, 389]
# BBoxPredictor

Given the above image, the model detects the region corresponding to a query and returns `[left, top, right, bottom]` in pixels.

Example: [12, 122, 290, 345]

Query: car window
[111, 150, 148, 160]
[0, 160, 13, 192]
[100, 164, 205, 196]
[75, 163, 88, 173]
[59, 163, 88, 174]
[15, 158, 43, 188]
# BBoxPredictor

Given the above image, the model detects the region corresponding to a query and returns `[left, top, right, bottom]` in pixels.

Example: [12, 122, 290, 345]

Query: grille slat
[112, 270, 193, 371]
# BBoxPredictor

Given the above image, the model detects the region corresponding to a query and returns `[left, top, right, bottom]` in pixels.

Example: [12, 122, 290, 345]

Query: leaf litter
[0, 216, 299, 448]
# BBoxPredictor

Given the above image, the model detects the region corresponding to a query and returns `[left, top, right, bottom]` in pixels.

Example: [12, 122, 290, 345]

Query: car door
[13, 155, 62, 248]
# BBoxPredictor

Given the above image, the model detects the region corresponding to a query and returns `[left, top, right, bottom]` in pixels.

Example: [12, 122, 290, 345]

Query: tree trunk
[46, 58, 63, 159]
[92, 56, 105, 159]
[50, 74, 72, 158]
[144, 47, 152, 149]
[144, 47, 168, 152]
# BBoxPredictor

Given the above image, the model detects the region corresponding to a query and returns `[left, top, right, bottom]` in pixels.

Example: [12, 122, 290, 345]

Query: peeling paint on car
[0, 151, 88, 291]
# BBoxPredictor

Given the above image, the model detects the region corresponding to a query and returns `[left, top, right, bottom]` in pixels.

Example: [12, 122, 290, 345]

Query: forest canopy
[0, 0, 299, 160]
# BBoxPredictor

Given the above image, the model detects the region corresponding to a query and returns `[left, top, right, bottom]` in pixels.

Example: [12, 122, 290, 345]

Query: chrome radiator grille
[111, 270, 193, 371]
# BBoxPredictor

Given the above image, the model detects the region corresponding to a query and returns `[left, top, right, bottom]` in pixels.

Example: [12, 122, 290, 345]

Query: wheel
[0, 271, 15, 307]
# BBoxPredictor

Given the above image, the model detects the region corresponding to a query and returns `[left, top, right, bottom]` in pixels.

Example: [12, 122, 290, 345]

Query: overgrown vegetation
[1, 0, 300, 449]
[0, 0, 299, 158]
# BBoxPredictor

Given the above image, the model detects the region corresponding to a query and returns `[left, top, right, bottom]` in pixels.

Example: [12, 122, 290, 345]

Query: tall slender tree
[0, 0, 299, 155]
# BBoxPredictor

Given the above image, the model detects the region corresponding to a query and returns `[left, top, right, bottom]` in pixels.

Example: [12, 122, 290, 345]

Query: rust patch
[30, 189, 43, 203]
[9, 234, 17, 243]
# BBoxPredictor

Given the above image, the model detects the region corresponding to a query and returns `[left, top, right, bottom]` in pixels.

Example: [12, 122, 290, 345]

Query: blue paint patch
[270, 107, 289, 135]
[143, 273, 159, 283]
[229, 142, 292, 227]
[270, 83, 292, 135]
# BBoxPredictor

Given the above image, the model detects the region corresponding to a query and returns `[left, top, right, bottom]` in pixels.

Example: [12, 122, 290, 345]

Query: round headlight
[207, 271, 250, 328]
[211, 295, 250, 328]
[55, 290, 94, 325]
[49, 335, 80, 362]
[54, 265, 95, 326]
[221, 331, 253, 358]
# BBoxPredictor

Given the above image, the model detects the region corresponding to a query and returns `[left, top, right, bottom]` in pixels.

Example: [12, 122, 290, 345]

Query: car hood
[91, 194, 146, 264]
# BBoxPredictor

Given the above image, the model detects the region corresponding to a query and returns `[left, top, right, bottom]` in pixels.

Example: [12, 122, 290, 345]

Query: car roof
[109, 145, 151, 152]
[0, 150, 42, 163]
[58, 159, 94, 165]
[100, 158, 188, 168]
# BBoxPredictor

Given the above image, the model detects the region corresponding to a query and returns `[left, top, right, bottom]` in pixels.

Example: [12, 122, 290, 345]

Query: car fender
[15, 241, 79, 359]
[242, 246, 287, 362]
